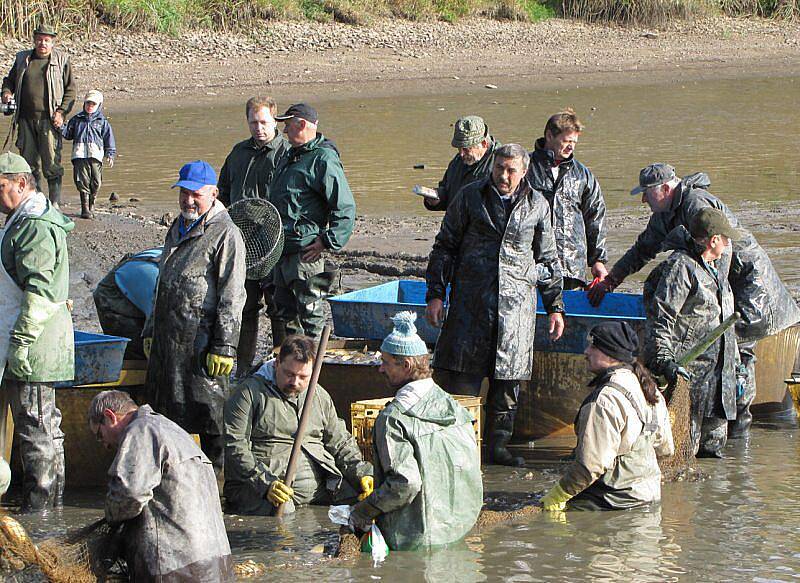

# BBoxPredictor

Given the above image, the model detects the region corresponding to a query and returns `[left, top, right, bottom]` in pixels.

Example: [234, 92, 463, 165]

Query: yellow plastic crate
[351, 395, 482, 464]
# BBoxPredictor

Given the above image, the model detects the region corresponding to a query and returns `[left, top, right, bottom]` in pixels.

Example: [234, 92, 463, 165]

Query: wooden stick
[275, 325, 331, 518]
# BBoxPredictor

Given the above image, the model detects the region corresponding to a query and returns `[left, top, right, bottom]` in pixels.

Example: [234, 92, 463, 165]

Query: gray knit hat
[380, 312, 428, 356]
[452, 116, 488, 148]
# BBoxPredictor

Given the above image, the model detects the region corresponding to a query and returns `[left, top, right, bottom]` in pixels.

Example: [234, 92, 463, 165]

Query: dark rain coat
[642, 228, 738, 421]
[611, 173, 800, 342]
[269, 133, 355, 253]
[526, 138, 608, 284]
[426, 177, 564, 380]
[361, 379, 482, 550]
[106, 405, 233, 582]
[223, 359, 372, 514]
[143, 201, 246, 436]
[424, 137, 500, 211]
[217, 134, 290, 207]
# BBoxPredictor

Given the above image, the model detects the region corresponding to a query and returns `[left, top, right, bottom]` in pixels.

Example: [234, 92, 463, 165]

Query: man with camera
[2, 23, 77, 208]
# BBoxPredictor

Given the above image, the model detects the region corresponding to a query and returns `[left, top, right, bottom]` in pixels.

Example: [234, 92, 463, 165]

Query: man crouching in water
[541, 322, 674, 512]
[88, 390, 233, 582]
[349, 312, 483, 550]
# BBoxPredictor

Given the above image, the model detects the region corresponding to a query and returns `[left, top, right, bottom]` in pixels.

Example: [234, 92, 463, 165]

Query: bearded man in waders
[0, 152, 74, 511]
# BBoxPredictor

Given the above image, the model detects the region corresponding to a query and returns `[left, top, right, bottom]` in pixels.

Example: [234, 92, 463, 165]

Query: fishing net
[658, 376, 695, 480]
[228, 199, 284, 280]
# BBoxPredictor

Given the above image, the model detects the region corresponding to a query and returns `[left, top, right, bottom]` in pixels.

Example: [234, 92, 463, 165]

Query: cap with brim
[0, 152, 32, 174]
[630, 162, 676, 196]
[172, 160, 217, 191]
[33, 23, 57, 36]
[275, 103, 318, 124]
[689, 207, 744, 241]
[85, 90, 103, 105]
[452, 115, 488, 148]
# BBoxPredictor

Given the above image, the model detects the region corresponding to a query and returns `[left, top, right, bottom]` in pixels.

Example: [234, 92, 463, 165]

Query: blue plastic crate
[55, 331, 130, 387]
[327, 280, 645, 354]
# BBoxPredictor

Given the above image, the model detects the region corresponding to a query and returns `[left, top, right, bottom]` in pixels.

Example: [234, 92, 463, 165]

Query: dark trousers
[729, 340, 757, 438]
[72, 158, 103, 201]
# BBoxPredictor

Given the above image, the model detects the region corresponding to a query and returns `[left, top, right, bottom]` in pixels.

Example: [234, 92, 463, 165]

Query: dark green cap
[689, 207, 743, 241]
[630, 162, 676, 195]
[452, 116, 488, 148]
[0, 152, 32, 174]
[33, 23, 58, 37]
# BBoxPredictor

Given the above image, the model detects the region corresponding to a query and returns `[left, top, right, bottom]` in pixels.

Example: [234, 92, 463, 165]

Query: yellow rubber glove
[143, 338, 153, 359]
[206, 353, 234, 377]
[540, 483, 572, 512]
[358, 476, 374, 501]
[266, 480, 294, 507]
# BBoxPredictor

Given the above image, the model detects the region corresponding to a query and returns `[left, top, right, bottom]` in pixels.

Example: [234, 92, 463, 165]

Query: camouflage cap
[630, 163, 676, 195]
[452, 116, 488, 148]
[689, 207, 744, 241]
[33, 22, 58, 37]
[0, 152, 32, 174]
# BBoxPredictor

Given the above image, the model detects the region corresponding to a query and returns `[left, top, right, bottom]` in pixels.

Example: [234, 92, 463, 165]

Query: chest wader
[572, 382, 660, 511]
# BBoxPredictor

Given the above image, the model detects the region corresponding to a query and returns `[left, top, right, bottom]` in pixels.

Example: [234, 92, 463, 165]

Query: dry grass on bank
[0, 0, 796, 38]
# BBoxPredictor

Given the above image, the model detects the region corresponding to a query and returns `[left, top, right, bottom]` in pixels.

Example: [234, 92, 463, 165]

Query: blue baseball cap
[172, 160, 217, 191]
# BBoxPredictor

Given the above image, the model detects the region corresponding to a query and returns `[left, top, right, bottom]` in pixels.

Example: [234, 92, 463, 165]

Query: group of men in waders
[1, 24, 799, 581]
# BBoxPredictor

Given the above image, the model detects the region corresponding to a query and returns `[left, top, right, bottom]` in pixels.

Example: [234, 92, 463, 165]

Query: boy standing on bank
[62, 89, 116, 219]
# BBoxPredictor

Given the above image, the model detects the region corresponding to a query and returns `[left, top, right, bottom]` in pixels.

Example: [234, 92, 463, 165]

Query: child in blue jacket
[62, 89, 116, 219]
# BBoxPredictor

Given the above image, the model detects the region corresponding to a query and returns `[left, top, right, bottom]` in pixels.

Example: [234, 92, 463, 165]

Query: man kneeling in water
[541, 322, 674, 511]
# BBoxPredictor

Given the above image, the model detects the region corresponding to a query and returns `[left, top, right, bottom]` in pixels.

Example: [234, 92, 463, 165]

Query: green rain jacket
[1, 192, 74, 382]
[269, 133, 356, 254]
[223, 359, 372, 514]
[217, 134, 290, 207]
[361, 379, 482, 551]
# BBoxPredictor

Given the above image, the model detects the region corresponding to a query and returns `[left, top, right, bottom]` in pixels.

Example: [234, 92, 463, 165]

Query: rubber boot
[236, 316, 259, 378]
[89, 192, 96, 213]
[79, 193, 93, 219]
[488, 412, 525, 467]
[47, 177, 62, 209]
[270, 317, 287, 350]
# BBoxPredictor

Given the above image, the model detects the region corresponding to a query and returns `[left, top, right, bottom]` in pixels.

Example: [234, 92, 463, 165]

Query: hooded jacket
[223, 359, 372, 514]
[359, 379, 482, 551]
[426, 177, 564, 380]
[143, 200, 246, 435]
[269, 133, 356, 253]
[1, 192, 74, 382]
[610, 173, 800, 342]
[642, 227, 739, 422]
[61, 106, 116, 161]
[217, 133, 290, 206]
[526, 138, 608, 283]
[425, 137, 500, 211]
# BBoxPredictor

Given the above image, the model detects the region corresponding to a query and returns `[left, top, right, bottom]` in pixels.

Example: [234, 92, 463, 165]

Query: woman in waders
[541, 321, 674, 511]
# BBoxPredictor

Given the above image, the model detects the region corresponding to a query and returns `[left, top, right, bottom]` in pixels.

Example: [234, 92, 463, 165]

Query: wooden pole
[275, 325, 331, 518]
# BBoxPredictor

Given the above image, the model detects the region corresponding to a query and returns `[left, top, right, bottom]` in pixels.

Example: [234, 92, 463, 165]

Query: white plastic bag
[368, 523, 389, 566]
[328, 504, 351, 526]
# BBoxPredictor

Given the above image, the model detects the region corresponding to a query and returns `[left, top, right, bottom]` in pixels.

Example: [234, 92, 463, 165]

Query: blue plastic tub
[327, 280, 645, 354]
[55, 331, 130, 387]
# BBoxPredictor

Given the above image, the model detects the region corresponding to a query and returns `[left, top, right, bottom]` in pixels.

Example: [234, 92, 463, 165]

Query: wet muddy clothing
[424, 137, 500, 212]
[559, 366, 673, 510]
[610, 173, 800, 343]
[354, 379, 482, 550]
[526, 138, 608, 285]
[223, 359, 371, 515]
[643, 229, 738, 456]
[143, 201, 246, 456]
[106, 405, 234, 582]
[217, 134, 290, 207]
[426, 176, 564, 381]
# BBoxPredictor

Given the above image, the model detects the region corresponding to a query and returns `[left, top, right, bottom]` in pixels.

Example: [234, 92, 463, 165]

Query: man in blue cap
[349, 312, 483, 550]
[143, 160, 246, 473]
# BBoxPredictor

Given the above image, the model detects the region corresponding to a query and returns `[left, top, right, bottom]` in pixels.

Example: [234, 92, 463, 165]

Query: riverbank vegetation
[1, 0, 797, 37]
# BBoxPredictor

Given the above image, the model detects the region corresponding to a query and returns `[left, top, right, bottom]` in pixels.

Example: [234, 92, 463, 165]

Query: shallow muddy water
[13, 426, 800, 582]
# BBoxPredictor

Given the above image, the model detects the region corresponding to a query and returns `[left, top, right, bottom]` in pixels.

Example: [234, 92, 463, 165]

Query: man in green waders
[0, 152, 74, 511]
[349, 312, 483, 550]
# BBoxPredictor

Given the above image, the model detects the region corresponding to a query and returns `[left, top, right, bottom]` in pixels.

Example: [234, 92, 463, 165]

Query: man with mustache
[425, 144, 565, 466]
[143, 160, 246, 475]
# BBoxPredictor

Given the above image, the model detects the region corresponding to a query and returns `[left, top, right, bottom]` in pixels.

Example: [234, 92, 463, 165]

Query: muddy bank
[1, 16, 798, 111]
